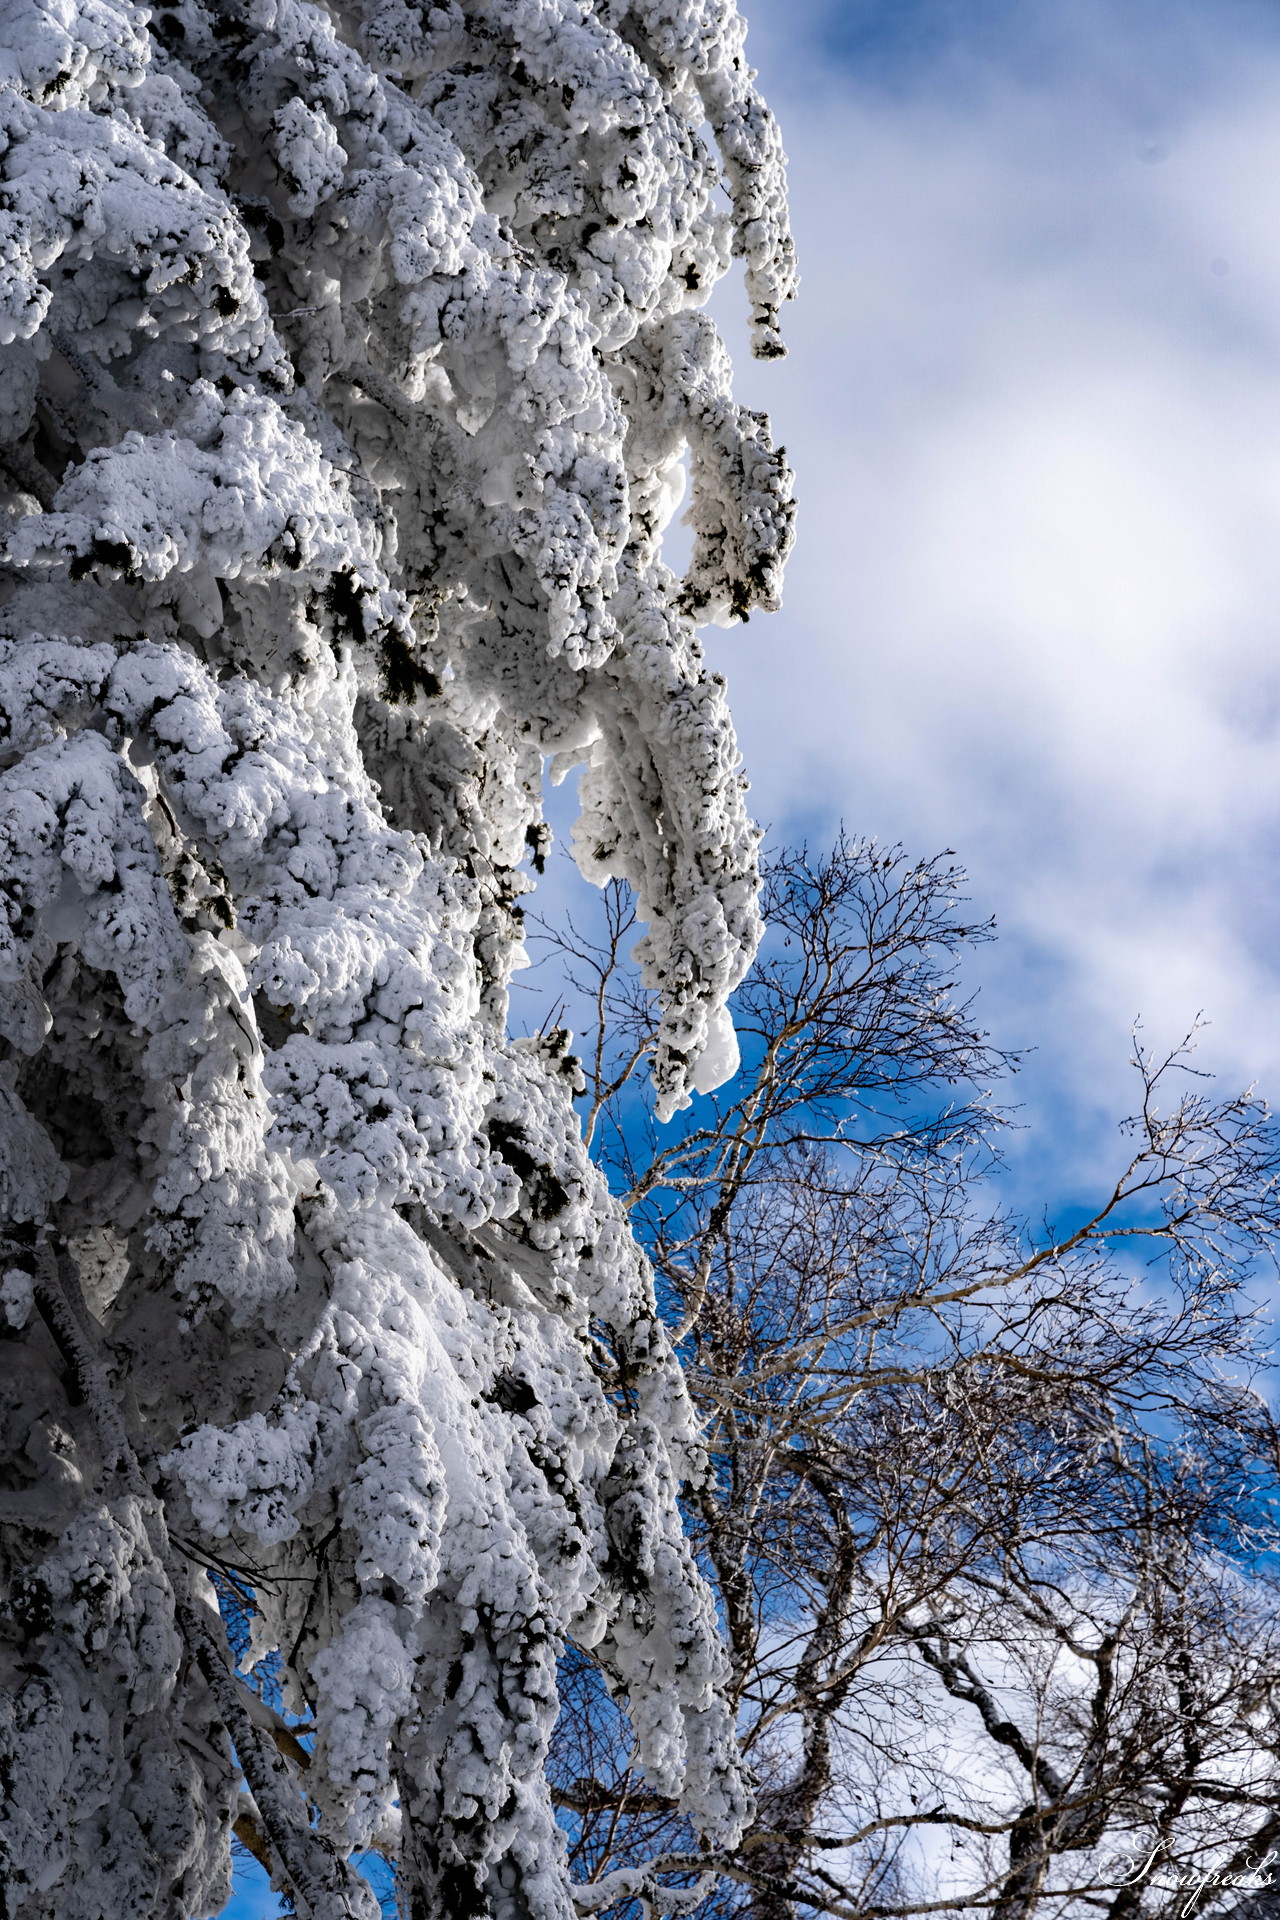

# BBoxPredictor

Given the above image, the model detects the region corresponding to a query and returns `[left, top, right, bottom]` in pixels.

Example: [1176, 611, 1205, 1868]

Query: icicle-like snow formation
[0, 0, 794, 1913]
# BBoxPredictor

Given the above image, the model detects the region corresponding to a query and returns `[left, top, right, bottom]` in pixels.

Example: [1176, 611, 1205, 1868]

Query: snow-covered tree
[0, 2, 796, 1915]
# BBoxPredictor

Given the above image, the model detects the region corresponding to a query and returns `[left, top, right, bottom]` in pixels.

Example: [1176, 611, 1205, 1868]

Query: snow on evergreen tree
[0, 1, 795, 1914]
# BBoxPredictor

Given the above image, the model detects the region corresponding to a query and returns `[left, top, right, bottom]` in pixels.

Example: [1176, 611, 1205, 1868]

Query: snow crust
[0, 0, 794, 1911]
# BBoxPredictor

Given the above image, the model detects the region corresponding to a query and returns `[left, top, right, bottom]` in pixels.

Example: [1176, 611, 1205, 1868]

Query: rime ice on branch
[0, 0, 795, 1915]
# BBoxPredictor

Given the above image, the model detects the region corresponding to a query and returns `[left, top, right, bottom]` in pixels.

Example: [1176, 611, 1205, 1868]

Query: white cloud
[702, 0, 1280, 1199]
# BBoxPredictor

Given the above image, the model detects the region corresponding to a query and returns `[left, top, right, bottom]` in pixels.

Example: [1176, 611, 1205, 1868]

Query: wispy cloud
[707, 0, 1280, 1198]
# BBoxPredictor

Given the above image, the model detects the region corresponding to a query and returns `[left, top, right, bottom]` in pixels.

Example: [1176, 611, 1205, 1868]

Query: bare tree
[532, 837, 1280, 1920]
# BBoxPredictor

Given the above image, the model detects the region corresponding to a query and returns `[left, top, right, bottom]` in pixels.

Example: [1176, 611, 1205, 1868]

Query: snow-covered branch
[0, 0, 796, 1911]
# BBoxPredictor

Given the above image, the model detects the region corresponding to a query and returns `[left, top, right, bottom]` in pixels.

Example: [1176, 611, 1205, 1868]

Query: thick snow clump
[0, 0, 795, 1913]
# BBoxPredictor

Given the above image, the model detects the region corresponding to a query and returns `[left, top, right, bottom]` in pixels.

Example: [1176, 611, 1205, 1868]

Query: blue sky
[216, 1854, 280, 1920]
[700, 0, 1280, 1213]
[216, 0, 1280, 1910]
